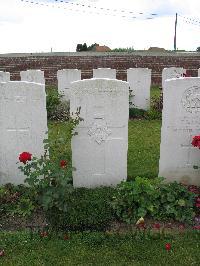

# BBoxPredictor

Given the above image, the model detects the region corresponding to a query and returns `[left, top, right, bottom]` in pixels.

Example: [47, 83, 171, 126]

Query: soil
[1, 211, 199, 233]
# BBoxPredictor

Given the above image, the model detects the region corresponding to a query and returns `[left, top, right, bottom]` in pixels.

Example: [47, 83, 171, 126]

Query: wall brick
[0, 52, 200, 86]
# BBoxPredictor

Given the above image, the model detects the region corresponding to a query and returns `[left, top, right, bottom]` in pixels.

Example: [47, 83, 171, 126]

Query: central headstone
[159, 77, 200, 186]
[20, 69, 45, 84]
[70, 78, 129, 187]
[0, 81, 47, 185]
[93, 68, 116, 79]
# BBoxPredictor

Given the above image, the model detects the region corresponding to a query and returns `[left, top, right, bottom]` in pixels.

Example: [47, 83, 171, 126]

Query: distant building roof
[92, 44, 111, 52]
[148, 47, 166, 52]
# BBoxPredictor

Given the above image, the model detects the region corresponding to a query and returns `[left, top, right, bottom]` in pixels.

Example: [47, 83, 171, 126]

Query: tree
[111, 47, 134, 52]
[196, 47, 200, 52]
[76, 44, 83, 52]
[76, 43, 88, 52]
[82, 43, 88, 51]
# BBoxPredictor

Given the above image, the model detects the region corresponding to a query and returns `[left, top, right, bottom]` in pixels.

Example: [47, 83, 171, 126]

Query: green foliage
[76, 43, 88, 51]
[129, 108, 147, 119]
[156, 182, 196, 223]
[145, 109, 162, 120]
[196, 46, 200, 52]
[18, 109, 83, 220]
[46, 187, 115, 230]
[112, 177, 162, 223]
[46, 87, 61, 118]
[87, 43, 99, 51]
[112, 178, 196, 224]
[0, 183, 35, 217]
[111, 47, 135, 52]
[46, 86, 70, 121]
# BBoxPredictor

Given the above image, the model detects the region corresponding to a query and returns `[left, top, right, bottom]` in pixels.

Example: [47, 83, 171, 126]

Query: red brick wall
[0, 52, 199, 86]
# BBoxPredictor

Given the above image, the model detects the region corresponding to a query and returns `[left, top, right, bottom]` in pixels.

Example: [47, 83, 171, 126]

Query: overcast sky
[0, 0, 200, 54]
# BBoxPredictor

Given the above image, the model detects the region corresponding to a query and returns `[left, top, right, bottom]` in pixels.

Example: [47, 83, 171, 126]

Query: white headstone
[57, 69, 81, 101]
[0, 81, 48, 185]
[93, 68, 116, 79]
[0, 71, 10, 82]
[198, 69, 200, 77]
[127, 68, 151, 110]
[20, 69, 45, 84]
[162, 67, 185, 89]
[159, 77, 200, 186]
[70, 78, 129, 188]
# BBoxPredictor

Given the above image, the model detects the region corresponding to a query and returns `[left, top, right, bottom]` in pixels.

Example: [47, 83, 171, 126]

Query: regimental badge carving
[181, 86, 200, 113]
[88, 122, 111, 144]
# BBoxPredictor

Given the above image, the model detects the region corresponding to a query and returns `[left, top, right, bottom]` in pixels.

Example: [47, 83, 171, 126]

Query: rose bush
[18, 108, 83, 228]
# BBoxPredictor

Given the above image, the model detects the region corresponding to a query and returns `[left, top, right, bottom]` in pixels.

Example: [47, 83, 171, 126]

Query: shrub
[156, 182, 196, 223]
[112, 177, 162, 223]
[46, 87, 70, 121]
[129, 108, 147, 119]
[112, 177, 196, 224]
[0, 183, 35, 217]
[46, 187, 115, 231]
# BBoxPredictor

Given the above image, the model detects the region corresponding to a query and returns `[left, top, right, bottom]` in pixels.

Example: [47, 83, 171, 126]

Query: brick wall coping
[0, 51, 200, 58]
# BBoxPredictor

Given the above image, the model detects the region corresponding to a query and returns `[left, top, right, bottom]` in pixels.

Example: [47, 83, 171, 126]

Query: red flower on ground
[19, 152, 32, 164]
[165, 243, 171, 251]
[178, 224, 185, 230]
[60, 160, 68, 168]
[40, 231, 48, 238]
[0, 250, 5, 257]
[152, 223, 161, 229]
[191, 136, 200, 149]
[63, 234, 69, 240]
[193, 225, 200, 230]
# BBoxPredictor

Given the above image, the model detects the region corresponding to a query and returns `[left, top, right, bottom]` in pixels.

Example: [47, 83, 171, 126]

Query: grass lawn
[0, 231, 200, 265]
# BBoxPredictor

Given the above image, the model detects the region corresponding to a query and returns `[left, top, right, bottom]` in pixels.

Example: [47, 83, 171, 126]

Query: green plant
[0, 184, 35, 217]
[112, 177, 162, 223]
[46, 87, 70, 121]
[156, 182, 196, 224]
[129, 108, 147, 119]
[145, 109, 162, 120]
[46, 187, 115, 230]
[18, 108, 83, 225]
[49, 100, 70, 122]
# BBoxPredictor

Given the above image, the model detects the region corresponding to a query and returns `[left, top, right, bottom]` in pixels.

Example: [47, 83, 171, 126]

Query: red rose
[191, 136, 200, 149]
[165, 243, 171, 251]
[19, 152, 32, 164]
[60, 160, 68, 168]
[63, 234, 69, 240]
[196, 197, 200, 203]
[152, 223, 161, 229]
[0, 250, 5, 257]
[196, 203, 200, 208]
